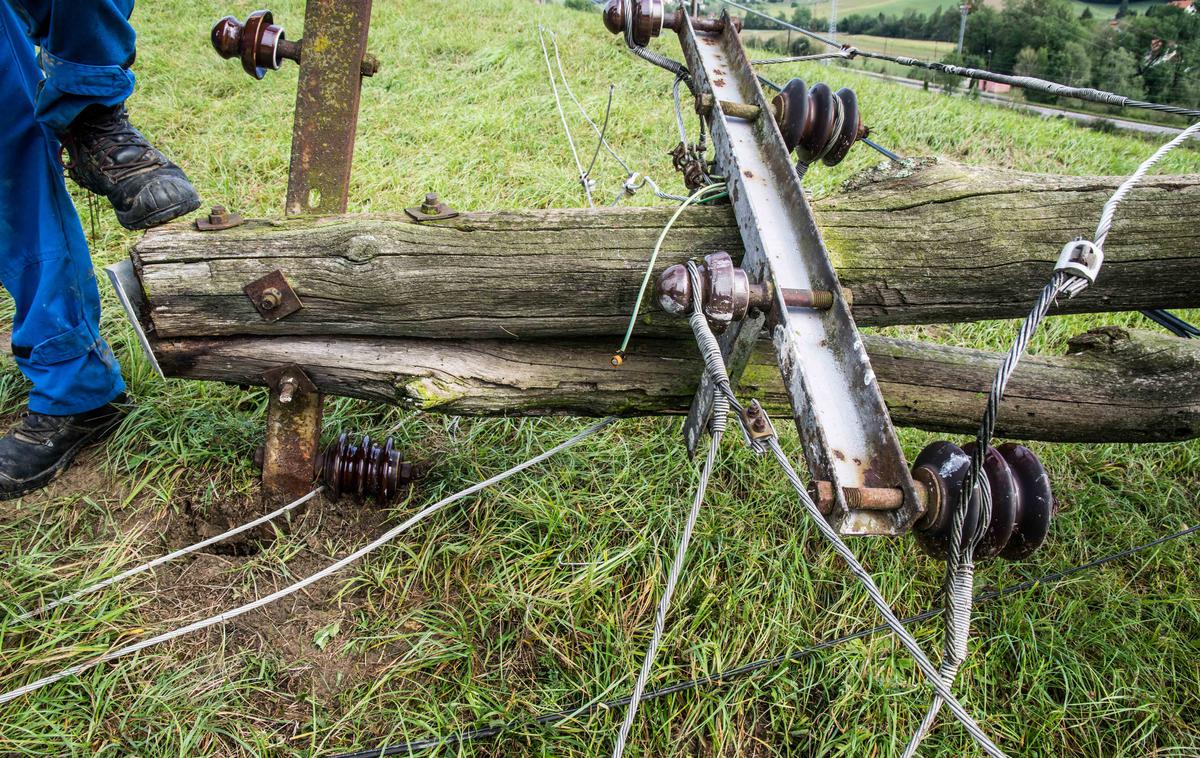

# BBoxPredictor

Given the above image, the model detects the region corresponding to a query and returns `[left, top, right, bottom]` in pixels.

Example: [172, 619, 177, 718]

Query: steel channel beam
[676, 10, 919, 535]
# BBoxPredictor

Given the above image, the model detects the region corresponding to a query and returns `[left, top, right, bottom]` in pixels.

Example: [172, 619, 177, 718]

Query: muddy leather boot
[59, 105, 200, 230]
[0, 396, 128, 500]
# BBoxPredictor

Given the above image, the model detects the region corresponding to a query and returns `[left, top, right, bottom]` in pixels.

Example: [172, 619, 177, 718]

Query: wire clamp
[1055, 239, 1104, 285]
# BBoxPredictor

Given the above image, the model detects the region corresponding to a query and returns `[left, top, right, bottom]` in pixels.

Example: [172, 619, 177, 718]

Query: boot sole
[0, 415, 125, 502]
[119, 195, 203, 231]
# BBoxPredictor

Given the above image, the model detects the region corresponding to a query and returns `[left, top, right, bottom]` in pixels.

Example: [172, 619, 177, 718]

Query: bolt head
[260, 287, 282, 310]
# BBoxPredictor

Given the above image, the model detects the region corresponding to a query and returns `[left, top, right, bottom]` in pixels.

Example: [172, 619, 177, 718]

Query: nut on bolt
[195, 204, 246, 231]
[656, 251, 840, 333]
[259, 287, 283, 311]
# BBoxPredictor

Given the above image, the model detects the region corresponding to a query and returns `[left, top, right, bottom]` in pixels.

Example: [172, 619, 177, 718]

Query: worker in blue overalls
[0, 0, 199, 498]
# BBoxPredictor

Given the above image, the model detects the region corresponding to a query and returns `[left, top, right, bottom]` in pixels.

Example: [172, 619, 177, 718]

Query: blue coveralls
[0, 0, 134, 416]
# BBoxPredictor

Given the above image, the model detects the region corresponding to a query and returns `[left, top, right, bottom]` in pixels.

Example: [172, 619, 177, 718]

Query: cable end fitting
[1056, 239, 1104, 287]
[611, 351, 626, 367]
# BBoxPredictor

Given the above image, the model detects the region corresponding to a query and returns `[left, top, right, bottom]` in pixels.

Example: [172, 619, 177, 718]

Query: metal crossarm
[675, 10, 919, 535]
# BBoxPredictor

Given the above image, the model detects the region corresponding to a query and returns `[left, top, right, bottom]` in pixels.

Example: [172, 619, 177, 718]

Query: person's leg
[6, 0, 200, 230]
[6, 0, 136, 133]
[0, 1, 127, 498]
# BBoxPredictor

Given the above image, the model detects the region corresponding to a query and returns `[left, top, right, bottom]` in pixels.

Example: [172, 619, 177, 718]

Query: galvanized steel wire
[332, 523, 1198, 758]
[611, 272, 729, 758]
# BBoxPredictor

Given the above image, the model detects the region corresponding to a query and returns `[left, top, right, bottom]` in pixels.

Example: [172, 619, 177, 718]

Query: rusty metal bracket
[244, 270, 303, 322]
[261, 365, 324, 505]
[195, 204, 246, 231]
[405, 192, 459, 222]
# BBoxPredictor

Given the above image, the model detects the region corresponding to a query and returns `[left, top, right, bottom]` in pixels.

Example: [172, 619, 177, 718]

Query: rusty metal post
[261, 0, 373, 502]
[284, 0, 373, 215]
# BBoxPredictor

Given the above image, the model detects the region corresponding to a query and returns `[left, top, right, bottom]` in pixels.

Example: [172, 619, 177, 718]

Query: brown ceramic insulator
[913, 440, 1055, 561]
[602, 0, 666, 47]
[996, 443, 1055, 560]
[772, 79, 868, 168]
[318, 433, 422, 503]
[211, 10, 286, 80]
[912, 441, 982, 560]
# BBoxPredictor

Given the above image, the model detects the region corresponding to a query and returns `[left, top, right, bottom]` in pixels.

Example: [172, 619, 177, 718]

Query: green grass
[0, 0, 1198, 756]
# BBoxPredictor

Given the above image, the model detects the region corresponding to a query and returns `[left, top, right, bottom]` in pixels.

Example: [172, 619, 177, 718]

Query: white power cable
[0, 419, 615, 706]
[14, 488, 324, 623]
[538, 25, 595, 207]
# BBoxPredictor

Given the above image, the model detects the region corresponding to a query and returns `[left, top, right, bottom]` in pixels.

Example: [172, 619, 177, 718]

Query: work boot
[0, 397, 128, 501]
[59, 105, 201, 230]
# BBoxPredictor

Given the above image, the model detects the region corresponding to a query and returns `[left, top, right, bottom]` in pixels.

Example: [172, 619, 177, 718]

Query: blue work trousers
[0, 0, 135, 415]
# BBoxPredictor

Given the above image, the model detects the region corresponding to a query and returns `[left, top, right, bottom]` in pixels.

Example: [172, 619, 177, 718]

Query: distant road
[852, 69, 1185, 137]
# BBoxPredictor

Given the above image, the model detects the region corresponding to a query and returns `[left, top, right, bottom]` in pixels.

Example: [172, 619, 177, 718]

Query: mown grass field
[0, 1, 1197, 756]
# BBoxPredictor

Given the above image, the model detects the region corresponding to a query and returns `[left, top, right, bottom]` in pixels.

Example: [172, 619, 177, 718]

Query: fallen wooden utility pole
[150, 326, 1200, 443]
[128, 158, 1200, 444]
[134, 159, 1200, 340]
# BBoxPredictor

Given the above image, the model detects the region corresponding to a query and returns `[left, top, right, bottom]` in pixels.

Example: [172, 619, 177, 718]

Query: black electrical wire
[1141, 309, 1200, 339]
[720, 0, 1200, 121]
[329, 524, 1198, 758]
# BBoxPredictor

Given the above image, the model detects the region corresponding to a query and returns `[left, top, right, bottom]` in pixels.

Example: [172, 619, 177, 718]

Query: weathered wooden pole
[135, 160, 1200, 341]
[135, 159, 1200, 444]
[149, 327, 1200, 444]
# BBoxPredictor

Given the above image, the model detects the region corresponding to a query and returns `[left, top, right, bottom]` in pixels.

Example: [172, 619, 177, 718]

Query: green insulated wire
[612, 182, 728, 366]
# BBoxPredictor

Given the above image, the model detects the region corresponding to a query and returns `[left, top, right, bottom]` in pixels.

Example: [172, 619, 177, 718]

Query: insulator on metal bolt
[317, 433, 423, 503]
[772, 79, 869, 168]
[911, 440, 1055, 561]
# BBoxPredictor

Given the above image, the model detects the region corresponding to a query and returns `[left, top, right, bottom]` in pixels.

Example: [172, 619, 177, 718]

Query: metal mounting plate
[675, 10, 920, 535]
[244, 269, 303, 322]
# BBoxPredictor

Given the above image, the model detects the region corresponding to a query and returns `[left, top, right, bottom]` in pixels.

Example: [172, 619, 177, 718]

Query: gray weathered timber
[150, 327, 1200, 443]
[133, 159, 1200, 340]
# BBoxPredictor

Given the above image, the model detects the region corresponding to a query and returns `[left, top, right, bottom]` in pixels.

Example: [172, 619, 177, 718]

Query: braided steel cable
[751, 51, 852, 66]
[722, 0, 844, 51]
[611, 311, 728, 757]
[763, 437, 1008, 758]
[906, 121, 1198, 755]
[680, 278, 1008, 758]
[902, 273, 1073, 758]
[0, 419, 615, 707]
[1094, 121, 1200, 250]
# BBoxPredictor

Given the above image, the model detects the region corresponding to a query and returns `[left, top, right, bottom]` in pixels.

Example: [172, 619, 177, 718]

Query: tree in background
[1095, 47, 1145, 106]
